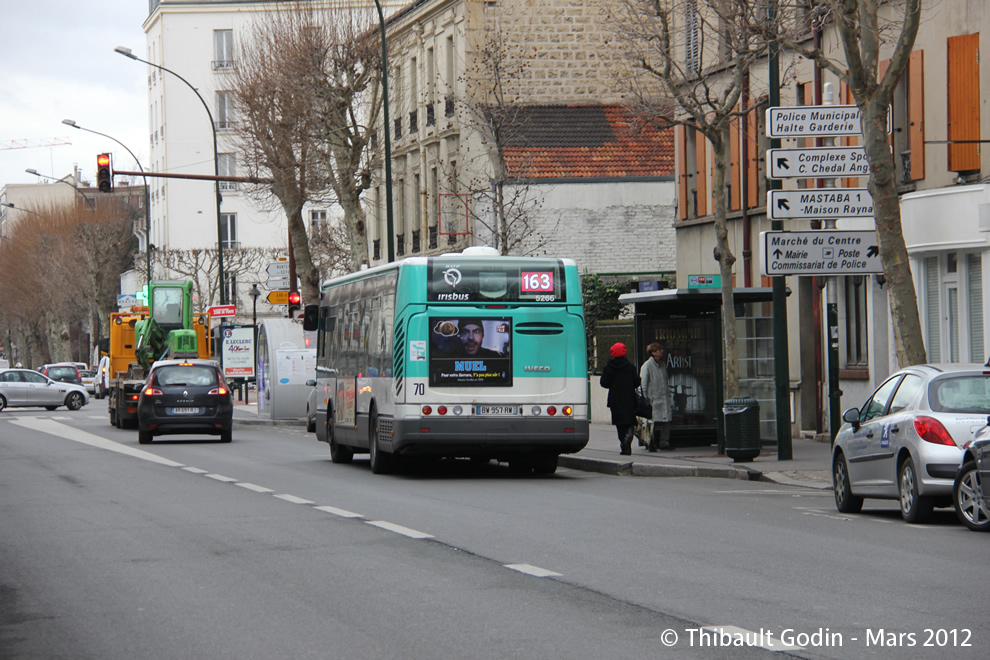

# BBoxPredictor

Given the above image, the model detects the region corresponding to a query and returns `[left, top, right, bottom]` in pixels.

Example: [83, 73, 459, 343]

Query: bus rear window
[427, 258, 565, 303]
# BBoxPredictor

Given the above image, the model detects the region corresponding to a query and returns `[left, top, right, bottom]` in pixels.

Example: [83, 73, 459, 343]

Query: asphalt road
[1, 408, 985, 659]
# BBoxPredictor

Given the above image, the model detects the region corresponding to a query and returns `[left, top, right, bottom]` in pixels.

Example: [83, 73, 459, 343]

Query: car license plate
[171, 407, 201, 415]
[475, 405, 519, 415]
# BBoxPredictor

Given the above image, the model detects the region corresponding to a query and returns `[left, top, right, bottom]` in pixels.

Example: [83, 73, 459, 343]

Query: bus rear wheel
[368, 407, 393, 475]
[329, 415, 353, 464]
[532, 453, 559, 475]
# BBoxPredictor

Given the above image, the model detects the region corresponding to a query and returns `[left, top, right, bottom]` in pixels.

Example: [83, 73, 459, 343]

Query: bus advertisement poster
[428, 316, 512, 387]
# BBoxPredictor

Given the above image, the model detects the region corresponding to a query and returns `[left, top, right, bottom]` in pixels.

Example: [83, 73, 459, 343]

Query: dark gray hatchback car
[137, 359, 233, 444]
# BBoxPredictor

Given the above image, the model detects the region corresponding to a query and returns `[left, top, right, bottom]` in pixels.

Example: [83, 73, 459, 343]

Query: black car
[41, 363, 83, 386]
[954, 420, 990, 532]
[137, 359, 233, 444]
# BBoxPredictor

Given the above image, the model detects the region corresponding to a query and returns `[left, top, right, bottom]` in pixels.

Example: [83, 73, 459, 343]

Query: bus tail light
[563, 405, 572, 416]
[547, 406, 557, 416]
[422, 405, 432, 415]
[438, 405, 448, 415]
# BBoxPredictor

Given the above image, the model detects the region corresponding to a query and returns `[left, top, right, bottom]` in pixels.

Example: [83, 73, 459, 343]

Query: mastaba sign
[767, 188, 875, 220]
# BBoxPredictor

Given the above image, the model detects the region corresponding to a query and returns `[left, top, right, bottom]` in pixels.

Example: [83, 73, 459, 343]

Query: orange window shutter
[730, 111, 741, 211]
[696, 133, 708, 217]
[746, 110, 759, 208]
[909, 50, 926, 180]
[947, 34, 980, 172]
[677, 125, 688, 219]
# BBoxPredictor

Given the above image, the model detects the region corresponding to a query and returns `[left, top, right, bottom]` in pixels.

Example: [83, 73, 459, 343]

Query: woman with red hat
[599, 342, 640, 455]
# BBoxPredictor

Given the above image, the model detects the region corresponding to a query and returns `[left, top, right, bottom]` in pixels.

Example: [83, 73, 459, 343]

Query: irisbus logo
[524, 366, 551, 372]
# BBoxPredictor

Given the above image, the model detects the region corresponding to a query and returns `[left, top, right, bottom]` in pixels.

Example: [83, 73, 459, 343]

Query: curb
[559, 455, 759, 481]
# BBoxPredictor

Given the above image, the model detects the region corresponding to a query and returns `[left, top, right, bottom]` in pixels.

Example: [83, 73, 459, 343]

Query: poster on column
[275, 348, 316, 385]
[221, 327, 255, 378]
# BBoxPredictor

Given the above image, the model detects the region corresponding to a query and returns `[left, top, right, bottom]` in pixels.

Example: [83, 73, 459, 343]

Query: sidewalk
[231, 398, 832, 490]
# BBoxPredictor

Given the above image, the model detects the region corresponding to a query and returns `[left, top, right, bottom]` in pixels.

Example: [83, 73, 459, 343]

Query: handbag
[635, 389, 653, 419]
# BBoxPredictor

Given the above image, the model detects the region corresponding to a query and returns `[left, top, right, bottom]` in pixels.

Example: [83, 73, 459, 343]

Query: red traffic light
[96, 153, 113, 193]
[287, 292, 301, 305]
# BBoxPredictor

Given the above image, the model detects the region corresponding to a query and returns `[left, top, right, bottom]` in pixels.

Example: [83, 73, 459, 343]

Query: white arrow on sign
[767, 188, 874, 220]
[767, 147, 870, 180]
[760, 230, 883, 277]
[266, 261, 290, 277]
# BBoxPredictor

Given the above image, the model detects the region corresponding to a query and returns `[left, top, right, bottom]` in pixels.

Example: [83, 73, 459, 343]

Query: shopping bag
[634, 416, 653, 447]
[635, 390, 653, 419]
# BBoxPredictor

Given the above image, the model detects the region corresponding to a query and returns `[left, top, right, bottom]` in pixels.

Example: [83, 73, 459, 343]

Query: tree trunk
[339, 188, 370, 271]
[861, 101, 927, 367]
[711, 136, 739, 399]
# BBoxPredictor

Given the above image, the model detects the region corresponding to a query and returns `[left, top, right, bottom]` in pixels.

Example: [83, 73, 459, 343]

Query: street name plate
[760, 230, 883, 276]
[767, 188, 874, 220]
[766, 105, 863, 138]
[767, 147, 869, 179]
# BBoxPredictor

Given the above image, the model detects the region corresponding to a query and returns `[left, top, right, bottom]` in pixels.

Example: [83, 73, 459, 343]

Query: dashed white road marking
[366, 520, 434, 539]
[314, 505, 364, 519]
[9, 417, 184, 468]
[274, 494, 314, 505]
[183, 467, 209, 474]
[505, 564, 562, 578]
[236, 482, 274, 493]
[205, 473, 238, 483]
[701, 626, 804, 652]
[87, 416, 104, 420]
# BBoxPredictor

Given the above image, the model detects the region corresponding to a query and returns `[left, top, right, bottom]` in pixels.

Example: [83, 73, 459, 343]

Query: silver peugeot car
[832, 363, 990, 523]
[0, 367, 90, 412]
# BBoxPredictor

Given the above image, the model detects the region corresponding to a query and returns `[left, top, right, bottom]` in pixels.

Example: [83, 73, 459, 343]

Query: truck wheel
[109, 406, 116, 427]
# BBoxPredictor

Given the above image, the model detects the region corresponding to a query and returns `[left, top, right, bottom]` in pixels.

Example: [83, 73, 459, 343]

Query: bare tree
[604, 0, 770, 398]
[232, 1, 381, 305]
[765, 0, 925, 367]
[457, 2, 554, 255]
[156, 247, 276, 310]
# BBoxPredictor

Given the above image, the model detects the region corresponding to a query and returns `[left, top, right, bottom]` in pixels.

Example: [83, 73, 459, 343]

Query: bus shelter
[618, 287, 780, 448]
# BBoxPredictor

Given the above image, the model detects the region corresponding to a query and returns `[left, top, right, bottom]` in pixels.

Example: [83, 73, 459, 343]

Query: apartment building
[372, 0, 676, 275]
[671, 2, 990, 438]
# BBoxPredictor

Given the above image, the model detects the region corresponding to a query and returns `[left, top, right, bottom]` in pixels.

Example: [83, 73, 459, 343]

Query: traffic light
[288, 291, 301, 318]
[96, 153, 113, 193]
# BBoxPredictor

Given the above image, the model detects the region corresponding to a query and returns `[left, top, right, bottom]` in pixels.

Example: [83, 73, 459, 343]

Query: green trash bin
[723, 396, 761, 462]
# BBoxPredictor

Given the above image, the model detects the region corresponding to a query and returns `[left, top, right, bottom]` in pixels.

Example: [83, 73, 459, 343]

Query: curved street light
[63, 119, 153, 285]
[114, 46, 227, 304]
[1, 201, 40, 216]
[24, 168, 95, 211]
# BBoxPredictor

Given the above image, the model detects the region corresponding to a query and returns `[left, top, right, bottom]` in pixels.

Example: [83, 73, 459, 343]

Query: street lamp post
[114, 46, 227, 304]
[25, 169, 96, 211]
[63, 119, 152, 285]
[373, 0, 395, 263]
[248, 283, 260, 327]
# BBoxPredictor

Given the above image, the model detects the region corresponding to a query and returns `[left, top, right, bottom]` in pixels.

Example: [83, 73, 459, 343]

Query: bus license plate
[171, 407, 201, 415]
[476, 406, 519, 416]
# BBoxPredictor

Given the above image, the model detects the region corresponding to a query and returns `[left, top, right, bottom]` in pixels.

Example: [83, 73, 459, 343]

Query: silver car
[832, 363, 990, 523]
[0, 368, 90, 412]
[954, 421, 990, 531]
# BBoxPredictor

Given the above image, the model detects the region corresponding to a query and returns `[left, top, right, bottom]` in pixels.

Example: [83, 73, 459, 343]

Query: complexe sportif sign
[767, 189, 875, 220]
[767, 147, 870, 179]
[760, 230, 883, 276]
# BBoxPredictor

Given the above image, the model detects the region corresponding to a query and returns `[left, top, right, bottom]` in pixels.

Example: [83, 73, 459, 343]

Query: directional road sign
[766, 105, 864, 138]
[266, 276, 291, 290]
[267, 290, 289, 305]
[767, 188, 875, 220]
[761, 230, 882, 277]
[767, 147, 870, 180]
[266, 261, 290, 278]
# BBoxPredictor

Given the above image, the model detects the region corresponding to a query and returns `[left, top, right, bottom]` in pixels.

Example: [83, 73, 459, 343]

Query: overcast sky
[0, 1, 149, 189]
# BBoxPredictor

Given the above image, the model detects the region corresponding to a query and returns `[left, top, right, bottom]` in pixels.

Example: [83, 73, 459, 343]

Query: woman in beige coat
[640, 342, 673, 451]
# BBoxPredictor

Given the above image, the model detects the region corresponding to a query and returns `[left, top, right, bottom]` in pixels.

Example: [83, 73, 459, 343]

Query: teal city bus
[304, 247, 589, 474]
